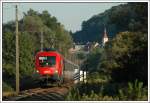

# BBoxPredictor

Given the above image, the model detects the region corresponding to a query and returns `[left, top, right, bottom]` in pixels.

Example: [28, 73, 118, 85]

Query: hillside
[72, 2, 148, 44]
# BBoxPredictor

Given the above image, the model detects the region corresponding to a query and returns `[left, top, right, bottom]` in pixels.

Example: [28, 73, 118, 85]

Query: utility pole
[41, 30, 43, 51]
[15, 5, 19, 94]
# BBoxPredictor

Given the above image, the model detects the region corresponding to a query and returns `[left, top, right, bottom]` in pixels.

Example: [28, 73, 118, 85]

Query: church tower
[102, 27, 108, 46]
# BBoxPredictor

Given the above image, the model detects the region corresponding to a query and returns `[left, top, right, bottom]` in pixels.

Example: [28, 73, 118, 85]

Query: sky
[3, 2, 124, 32]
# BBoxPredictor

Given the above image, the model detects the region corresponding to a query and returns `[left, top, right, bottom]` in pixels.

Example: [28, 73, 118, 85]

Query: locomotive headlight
[55, 70, 58, 73]
[36, 70, 39, 73]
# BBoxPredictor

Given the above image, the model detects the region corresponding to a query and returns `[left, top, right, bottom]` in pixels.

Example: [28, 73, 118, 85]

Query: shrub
[2, 81, 14, 92]
[66, 87, 81, 101]
[118, 80, 147, 100]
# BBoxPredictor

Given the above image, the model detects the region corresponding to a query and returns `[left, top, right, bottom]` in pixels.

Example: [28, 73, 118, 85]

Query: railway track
[3, 81, 74, 101]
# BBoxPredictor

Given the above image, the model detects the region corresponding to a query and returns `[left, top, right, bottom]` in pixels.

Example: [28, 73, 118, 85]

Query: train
[35, 48, 65, 85]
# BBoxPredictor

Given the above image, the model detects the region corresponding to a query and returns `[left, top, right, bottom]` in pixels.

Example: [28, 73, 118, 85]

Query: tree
[81, 48, 104, 72]
[103, 32, 147, 84]
[3, 9, 73, 78]
[23, 15, 44, 33]
[19, 32, 35, 76]
[2, 32, 15, 76]
[73, 2, 148, 43]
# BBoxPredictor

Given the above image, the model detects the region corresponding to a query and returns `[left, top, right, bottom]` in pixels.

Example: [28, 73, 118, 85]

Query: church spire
[102, 25, 108, 46]
[104, 27, 108, 38]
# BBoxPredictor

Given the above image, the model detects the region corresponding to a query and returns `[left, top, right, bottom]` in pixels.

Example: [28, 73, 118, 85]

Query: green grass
[2, 81, 16, 97]
[2, 81, 14, 92]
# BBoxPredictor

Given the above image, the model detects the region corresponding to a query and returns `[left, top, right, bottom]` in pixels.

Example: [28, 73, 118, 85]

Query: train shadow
[20, 76, 66, 90]
[20, 76, 41, 91]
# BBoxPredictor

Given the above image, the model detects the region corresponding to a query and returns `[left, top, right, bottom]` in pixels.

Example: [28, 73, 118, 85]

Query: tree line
[2, 9, 73, 78]
[73, 2, 148, 44]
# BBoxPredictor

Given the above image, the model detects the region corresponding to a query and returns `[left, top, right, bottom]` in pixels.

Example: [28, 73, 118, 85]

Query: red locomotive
[35, 49, 64, 85]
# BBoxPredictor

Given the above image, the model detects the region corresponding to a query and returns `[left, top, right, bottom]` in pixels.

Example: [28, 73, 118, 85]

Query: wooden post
[15, 5, 19, 94]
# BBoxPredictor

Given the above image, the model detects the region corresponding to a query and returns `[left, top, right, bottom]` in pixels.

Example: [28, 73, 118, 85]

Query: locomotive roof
[43, 48, 56, 51]
[35, 48, 56, 53]
[36, 50, 63, 58]
[35, 48, 64, 58]
[37, 51, 59, 55]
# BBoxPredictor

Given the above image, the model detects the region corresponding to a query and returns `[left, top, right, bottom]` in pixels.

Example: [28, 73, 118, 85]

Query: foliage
[81, 48, 104, 72]
[19, 32, 35, 76]
[3, 9, 73, 79]
[2, 32, 15, 76]
[118, 80, 148, 100]
[82, 32, 147, 84]
[103, 32, 148, 84]
[23, 9, 73, 55]
[73, 3, 148, 43]
[23, 15, 44, 32]
[2, 81, 14, 92]
[65, 80, 147, 101]
[87, 72, 109, 83]
[77, 52, 86, 60]
[66, 87, 80, 101]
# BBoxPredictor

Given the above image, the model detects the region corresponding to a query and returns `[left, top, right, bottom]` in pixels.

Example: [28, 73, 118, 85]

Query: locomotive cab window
[39, 56, 56, 67]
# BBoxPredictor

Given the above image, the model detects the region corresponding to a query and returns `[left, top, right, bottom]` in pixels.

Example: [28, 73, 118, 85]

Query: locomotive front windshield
[39, 56, 56, 67]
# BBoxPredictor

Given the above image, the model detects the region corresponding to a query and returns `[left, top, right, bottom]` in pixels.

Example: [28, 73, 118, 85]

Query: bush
[66, 87, 80, 101]
[77, 52, 86, 60]
[118, 80, 147, 100]
[66, 86, 119, 101]
[2, 81, 14, 92]
[65, 80, 147, 101]
[87, 72, 109, 83]
[103, 32, 148, 84]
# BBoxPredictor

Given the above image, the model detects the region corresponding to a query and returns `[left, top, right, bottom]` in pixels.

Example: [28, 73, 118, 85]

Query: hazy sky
[3, 3, 124, 32]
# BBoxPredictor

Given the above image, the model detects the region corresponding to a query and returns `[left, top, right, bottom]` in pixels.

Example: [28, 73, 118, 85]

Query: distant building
[84, 42, 92, 52]
[102, 27, 109, 46]
[93, 42, 100, 48]
[69, 44, 84, 53]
